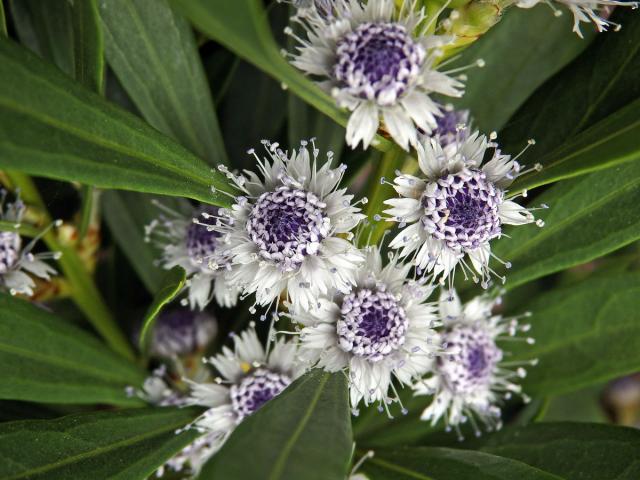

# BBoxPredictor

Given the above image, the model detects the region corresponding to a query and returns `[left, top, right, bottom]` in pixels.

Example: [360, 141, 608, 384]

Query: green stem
[8, 171, 135, 360]
[0, 219, 40, 238]
[360, 147, 406, 248]
[0, 0, 6, 37]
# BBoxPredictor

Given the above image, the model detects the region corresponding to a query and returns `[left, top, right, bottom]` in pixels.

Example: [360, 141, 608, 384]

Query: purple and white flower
[146, 204, 240, 310]
[286, 0, 465, 150]
[175, 327, 305, 473]
[292, 246, 440, 412]
[0, 190, 59, 297]
[384, 131, 541, 287]
[210, 140, 365, 313]
[148, 308, 218, 359]
[413, 289, 536, 438]
[516, 0, 638, 38]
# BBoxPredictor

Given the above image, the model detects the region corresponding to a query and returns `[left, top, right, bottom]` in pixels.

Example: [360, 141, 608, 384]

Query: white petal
[346, 102, 379, 149]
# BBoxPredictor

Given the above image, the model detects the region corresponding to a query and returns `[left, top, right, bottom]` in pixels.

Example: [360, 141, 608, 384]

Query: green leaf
[476, 422, 640, 480]
[0, 1, 6, 36]
[0, 36, 233, 205]
[0, 293, 144, 406]
[0, 407, 203, 480]
[360, 447, 562, 480]
[512, 99, 640, 192]
[452, 4, 592, 132]
[171, 0, 393, 152]
[138, 266, 187, 353]
[199, 370, 352, 480]
[102, 190, 182, 293]
[500, 9, 640, 162]
[506, 273, 640, 395]
[71, 0, 104, 93]
[100, 0, 227, 166]
[493, 161, 640, 289]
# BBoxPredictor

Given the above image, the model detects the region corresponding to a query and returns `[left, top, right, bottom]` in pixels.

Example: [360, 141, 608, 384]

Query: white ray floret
[168, 326, 306, 475]
[0, 189, 60, 297]
[413, 289, 536, 439]
[207, 139, 366, 313]
[516, 0, 638, 38]
[384, 130, 543, 288]
[286, 0, 466, 150]
[292, 246, 441, 413]
[145, 203, 240, 310]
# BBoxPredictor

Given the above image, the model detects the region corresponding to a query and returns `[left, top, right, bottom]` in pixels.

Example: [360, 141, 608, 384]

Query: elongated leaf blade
[72, 0, 104, 93]
[512, 99, 640, 192]
[451, 4, 591, 132]
[476, 423, 640, 480]
[0, 37, 232, 204]
[507, 273, 640, 395]
[199, 370, 352, 480]
[0, 407, 202, 480]
[360, 447, 562, 480]
[500, 9, 640, 159]
[494, 161, 640, 289]
[0, 293, 144, 405]
[138, 266, 186, 352]
[100, 0, 227, 165]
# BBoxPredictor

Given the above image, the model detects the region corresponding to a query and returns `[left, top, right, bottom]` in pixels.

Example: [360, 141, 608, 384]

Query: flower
[0, 190, 59, 297]
[210, 140, 365, 312]
[413, 289, 536, 438]
[148, 308, 217, 358]
[292, 246, 440, 412]
[426, 106, 470, 147]
[384, 130, 542, 287]
[516, 0, 637, 38]
[145, 203, 240, 309]
[178, 326, 305, 473]
[126, 364, 184, 407]
[286, 0, 465, 150]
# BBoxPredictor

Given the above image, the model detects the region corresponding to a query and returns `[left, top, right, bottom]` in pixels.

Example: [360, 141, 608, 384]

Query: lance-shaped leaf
[0, 293, 144, 406]
[0, 37, 233, 205]
[493, 161, 640, 289]
[506, 273, 640, 395]
[476, 422, 640, 480]
[0, 407, 202, 480]
[360, 447, 562, 480]
[500, 9, 640, 160]
[100, 0, 227, 166]
[138, 265, 187, 353]
[451, 4, 591, 132]
[199, 370, 352, 480]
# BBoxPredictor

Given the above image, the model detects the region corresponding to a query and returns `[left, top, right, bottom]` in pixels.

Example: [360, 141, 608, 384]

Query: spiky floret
[171, 327, 306, 475]
[413, 289, 536, 439]
[208, 139, 366, 313]
[516, 0, 638, 38]
[0, 189, 59, 297]
[292, 246, 441, 412]
[145, 203, 240, 310]
[384, 130, 543, 288]
[286, 0, 466, 150]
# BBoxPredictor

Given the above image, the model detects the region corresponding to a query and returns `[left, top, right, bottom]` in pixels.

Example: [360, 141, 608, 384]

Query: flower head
[148, 308, 217, 358]
[427, 106, 470, 147]
[0, 190, 59, 297]
[516, 0, 638, 38]
[287, 0, 465, 150]
[179, 326, 305, 472]
[413, 289, 535, 438]
[146, 203, 240, 309]
[384, 131, 542, 287]
[210, 140, 365, 312]
[292, 246, 440, 412]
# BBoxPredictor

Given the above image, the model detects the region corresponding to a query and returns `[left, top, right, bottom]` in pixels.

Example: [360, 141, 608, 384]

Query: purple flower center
[247, 186, 329, 272]
[438, 324, 502, 394]
[230, 368, 291, 420]
[421, 168, 502, 251]
[333, 22, 425, 105]
[431, 109, 470, 147]
[337, 287, 408, 362]
[186, 208, 221, 268]
[0, 231, 20, 274]
[150, 309, 216, 358]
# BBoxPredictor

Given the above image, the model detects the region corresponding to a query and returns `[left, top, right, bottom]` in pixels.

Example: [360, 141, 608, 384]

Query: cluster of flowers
[133, 0, 636, 476]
